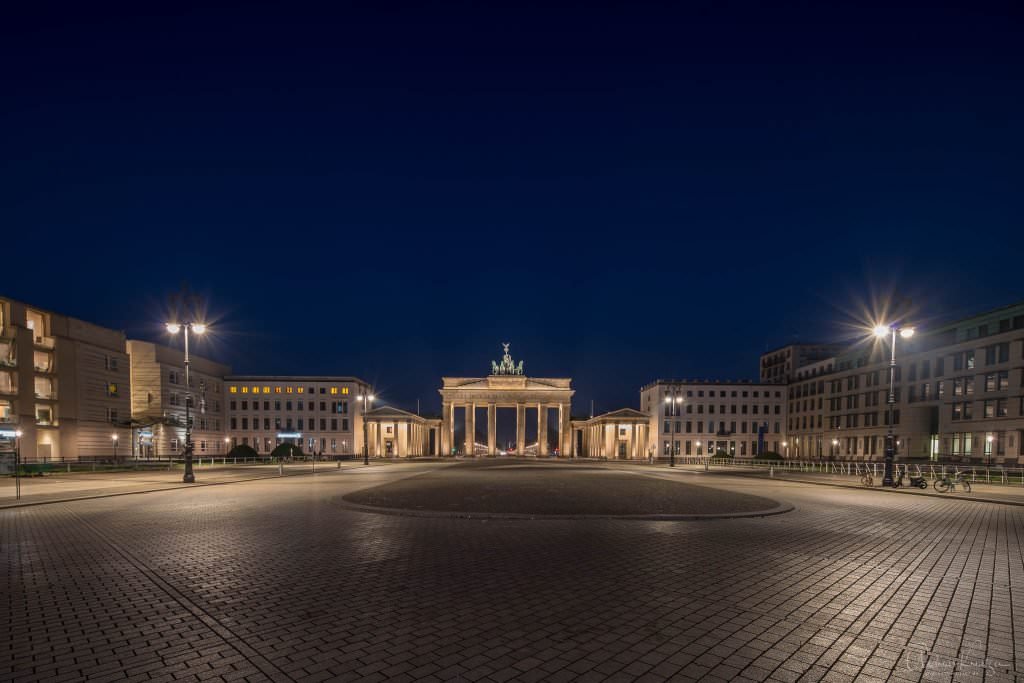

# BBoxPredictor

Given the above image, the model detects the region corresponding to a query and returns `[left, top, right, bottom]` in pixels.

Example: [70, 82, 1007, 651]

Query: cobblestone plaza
[4, 462, 1023, 682]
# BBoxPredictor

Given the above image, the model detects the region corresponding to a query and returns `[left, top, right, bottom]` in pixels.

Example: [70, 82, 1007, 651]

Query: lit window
[330, 387, 338, 395]
[263, 386, 270, 394]
[297, 387, 304, 394]
[275, 387, 282, 393]
[241, 386, 249, 393]
[252, 387, 260, 394]
[229, 386, 237, 393]
[341, 387, 349, 395]
[286, 386, 293, 393]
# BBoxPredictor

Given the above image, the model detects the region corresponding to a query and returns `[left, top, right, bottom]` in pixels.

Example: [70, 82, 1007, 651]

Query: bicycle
[934, 470, 972, 493]
[860, 471, 874, 487]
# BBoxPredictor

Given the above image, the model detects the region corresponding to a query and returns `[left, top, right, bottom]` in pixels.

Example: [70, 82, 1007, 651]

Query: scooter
[893, 468, 928, 489]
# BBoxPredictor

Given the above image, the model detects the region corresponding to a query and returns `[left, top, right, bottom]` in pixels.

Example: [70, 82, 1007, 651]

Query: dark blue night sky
[3, 1, 1023, 415]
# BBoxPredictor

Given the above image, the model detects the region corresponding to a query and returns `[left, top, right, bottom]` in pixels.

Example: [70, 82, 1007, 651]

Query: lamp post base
[882, 439, 895, 487]
[183, 449, 196, 483]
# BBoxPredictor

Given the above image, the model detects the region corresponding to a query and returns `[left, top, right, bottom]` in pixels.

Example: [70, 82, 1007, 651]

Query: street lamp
[111, 433, 118, 460]
[357, 392, 375, 465]
[831, 438, 839, 458]
[987, 434, 994, 465]
[166, 321, 207, 483]
[874, 323, 916, 486]
[782, 441, 788, 459]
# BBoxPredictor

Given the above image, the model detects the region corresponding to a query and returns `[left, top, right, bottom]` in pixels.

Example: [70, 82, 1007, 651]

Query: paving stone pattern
[4, 463, 1024, 682]
[344, 463, 780, 516]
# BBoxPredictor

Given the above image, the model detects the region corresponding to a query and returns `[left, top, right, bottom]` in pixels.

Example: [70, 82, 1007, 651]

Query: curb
[334, 497, 795, 521]
[685, 469, 1024, 507]
[0, 465, 380, 510]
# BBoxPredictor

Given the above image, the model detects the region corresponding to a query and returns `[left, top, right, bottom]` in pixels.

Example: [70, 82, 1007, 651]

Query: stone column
[487, 403, 496, 455]
[441, 402, 451, 456]
[629, 424, 636, 459]
[465, 404, 475, 456]
[516, 404, 526, 455]
[561, 403, 572, 457]
[538, 404, 548, 456]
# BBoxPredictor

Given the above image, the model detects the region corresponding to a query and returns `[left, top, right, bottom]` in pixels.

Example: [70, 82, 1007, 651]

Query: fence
[674, 457, 1024, 486]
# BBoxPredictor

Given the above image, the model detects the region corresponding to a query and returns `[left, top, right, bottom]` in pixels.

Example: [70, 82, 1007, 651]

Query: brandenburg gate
[440, 344, 574, 456]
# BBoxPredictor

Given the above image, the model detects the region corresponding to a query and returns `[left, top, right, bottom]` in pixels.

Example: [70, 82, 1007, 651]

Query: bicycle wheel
[934, 479, 950, 493]
[861, 473, 873, 487]
[961, 480, 971, 493]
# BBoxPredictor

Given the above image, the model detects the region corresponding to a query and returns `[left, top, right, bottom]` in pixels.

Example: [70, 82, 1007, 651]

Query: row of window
[168, 370, 222, 393]
[230, 436, 351, 453]
[664, 403, 780, 417]
[661, 420, 781, 435]
[662, 440, 781, 457]
[661, 388, 782, 399]
[229, 385, 348, 395]
[229, 400, 348, 413]
[229, 416, 350, 432]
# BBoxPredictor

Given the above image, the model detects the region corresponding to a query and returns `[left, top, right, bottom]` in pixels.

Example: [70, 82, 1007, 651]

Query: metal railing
[674, 457, 1024, 486]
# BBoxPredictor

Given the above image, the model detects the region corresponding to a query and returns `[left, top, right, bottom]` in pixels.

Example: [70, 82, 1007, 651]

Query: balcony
[34, 377, 56, 400]
[0, 340, 14, 367]
[35, 405, 56, 426]
[33, 350, 53, 372]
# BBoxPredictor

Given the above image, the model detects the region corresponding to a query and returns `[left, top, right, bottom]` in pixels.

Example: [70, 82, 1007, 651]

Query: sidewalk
[670, 463, 1024, 505]
[0, 461, 373, 508]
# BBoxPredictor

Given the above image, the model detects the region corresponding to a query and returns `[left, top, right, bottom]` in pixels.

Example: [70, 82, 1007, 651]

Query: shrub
[270, 443, 304, 460]
[228, 444, 259, 459]
[758, 451, 784, 461]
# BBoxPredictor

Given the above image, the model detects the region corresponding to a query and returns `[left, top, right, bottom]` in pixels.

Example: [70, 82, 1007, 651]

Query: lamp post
[357, 392, 375, 465]
[986, 434, 994, 465]
[111, 433, 118, 460]
[782, 441, 788, 459]
[165, 321, 207, 483]
[14, 428, 23, 500]
[831, 438, 839, 459]
[874, 323, 915, 487]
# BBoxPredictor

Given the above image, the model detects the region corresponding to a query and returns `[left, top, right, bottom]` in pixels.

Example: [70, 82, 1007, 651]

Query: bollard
[770, 466, 774, 478]
[337, 460, 341, 470]
[67, 463, 71, 473]
[278, 461, 283, 476]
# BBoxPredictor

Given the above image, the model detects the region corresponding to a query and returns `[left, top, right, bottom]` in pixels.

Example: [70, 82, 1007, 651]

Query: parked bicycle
[934, 469, 972, 493]
[860, 471, 874, 487]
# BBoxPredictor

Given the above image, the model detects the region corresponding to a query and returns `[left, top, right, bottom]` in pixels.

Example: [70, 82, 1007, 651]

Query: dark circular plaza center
[342, 461, 786, 518]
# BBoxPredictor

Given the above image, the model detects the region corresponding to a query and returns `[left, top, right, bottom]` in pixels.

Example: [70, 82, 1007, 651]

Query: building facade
[224, 376, 371, 456]
[127, 340, 230, 458]
[1, 297, 132, 461]
[760, 344, 844, 384]
[640, 380, 787, 458]
[572, 409, 651, 459]
[782, 303, 1024, 464]
[363, 406, 441, 457]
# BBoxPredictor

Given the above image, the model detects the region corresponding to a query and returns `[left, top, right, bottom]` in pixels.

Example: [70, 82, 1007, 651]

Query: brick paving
[3, 462, 1024, 681]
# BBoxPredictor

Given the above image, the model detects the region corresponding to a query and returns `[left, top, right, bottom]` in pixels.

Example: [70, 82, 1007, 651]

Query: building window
[170, 438, 178, 452]
[342, 419, 349, 431]
[107, 382, 118, 397]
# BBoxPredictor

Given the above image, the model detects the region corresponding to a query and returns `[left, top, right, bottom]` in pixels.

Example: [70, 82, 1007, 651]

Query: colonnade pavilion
[361, 344, 650, 459]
